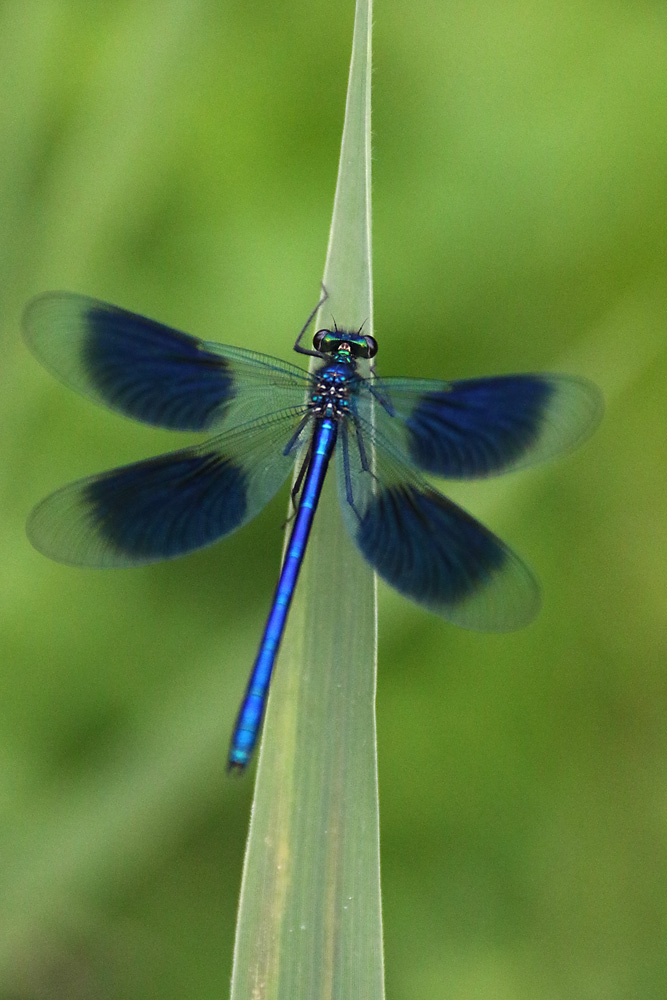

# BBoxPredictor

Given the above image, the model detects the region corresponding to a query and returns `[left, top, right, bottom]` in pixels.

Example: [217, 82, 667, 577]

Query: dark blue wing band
[86, 451, 247, 560]
[356, 483, 506, 609]
[406, 375, 554, 477]
[84, 305, 235, 430]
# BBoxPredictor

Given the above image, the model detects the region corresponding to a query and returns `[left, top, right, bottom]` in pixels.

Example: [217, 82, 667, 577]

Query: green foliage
[1, 2, 666, 998]
[231, 1, 382, 997]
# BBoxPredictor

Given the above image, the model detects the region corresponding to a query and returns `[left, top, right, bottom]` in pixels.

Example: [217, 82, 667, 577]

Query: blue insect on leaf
[23, 291, 603, 771]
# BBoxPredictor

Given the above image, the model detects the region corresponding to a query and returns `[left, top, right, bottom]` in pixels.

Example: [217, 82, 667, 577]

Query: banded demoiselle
[23, 292, 602, 770]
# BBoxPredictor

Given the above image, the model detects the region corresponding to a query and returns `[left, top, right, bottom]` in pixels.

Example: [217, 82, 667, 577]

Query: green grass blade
[229, 1, 384, 998]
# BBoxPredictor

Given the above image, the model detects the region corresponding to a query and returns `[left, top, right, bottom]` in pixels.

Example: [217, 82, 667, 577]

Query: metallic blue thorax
[310, 358, 357, 420]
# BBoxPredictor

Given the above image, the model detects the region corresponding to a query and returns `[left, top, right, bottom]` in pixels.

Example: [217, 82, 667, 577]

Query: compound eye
[313, 329, 338, 354]
[313, 329, 328, 352]
[362, 335, 378, 359]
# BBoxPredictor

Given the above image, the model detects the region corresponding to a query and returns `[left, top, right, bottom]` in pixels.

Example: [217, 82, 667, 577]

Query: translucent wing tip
[542, 373, 604, 455]
[23, 290, 81, 348]
[443, 544, 541, 633]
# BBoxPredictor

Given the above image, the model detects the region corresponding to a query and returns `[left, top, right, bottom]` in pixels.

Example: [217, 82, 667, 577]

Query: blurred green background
[1, 1, 666, 997]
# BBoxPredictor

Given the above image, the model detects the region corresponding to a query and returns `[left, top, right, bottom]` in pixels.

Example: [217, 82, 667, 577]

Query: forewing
[27, 412, 305, 567]
[23, 292, 310, 431]
[336, 419, 539, 631]
[373, 373, 603, 478]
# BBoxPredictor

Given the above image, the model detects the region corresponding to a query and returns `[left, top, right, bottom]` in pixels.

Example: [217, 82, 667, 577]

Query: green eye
[313, 330, 339, 354]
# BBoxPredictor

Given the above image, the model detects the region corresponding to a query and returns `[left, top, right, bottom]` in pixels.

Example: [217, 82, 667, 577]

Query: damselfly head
[313, 329, 377, 359]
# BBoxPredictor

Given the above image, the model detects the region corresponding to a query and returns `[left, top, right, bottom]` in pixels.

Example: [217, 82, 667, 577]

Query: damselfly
[23, 292, 602, 770]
